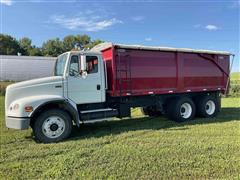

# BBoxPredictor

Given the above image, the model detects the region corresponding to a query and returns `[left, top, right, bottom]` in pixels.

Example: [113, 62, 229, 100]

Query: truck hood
[7, 76, 62, 90]
[5, 76, 64, 110]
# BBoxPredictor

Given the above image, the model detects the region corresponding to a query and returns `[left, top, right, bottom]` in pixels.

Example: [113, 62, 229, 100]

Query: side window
[86, 56, 98, 74]
[69, 55, 79, 76]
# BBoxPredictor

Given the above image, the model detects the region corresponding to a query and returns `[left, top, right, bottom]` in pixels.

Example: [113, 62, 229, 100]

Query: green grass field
[231, 72, 240, 81]
[0, 96, 239, 179]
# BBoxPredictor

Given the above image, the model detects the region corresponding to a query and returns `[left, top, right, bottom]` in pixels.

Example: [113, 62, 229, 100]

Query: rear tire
[166, 97, 196, 122]
[196, 95, 219, 118]
[33, 109, 72, 143]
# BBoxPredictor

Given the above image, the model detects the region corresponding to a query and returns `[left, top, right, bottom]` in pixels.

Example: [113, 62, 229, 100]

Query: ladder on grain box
[116, 50, 132, 97]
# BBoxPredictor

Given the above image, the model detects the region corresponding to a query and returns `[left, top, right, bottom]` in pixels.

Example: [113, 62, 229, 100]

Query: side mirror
[81, 71, 88, 79]
[80, 55, 88, 79]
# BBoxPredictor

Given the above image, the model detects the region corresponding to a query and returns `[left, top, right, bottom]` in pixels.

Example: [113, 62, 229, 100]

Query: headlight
[13, 104, 19, 110]
[10, 103, 19, 111]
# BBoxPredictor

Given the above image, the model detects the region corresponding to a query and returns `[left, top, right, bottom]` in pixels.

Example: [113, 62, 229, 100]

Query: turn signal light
[25, 106, 33, 112]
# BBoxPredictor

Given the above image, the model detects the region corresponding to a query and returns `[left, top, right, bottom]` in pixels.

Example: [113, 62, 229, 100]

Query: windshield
[54, 53, 68, 76]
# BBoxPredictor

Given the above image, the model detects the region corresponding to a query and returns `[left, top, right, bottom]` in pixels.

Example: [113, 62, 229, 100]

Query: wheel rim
[180, 103, 192, 119]
[42, 116, 65, 139]
[205, 100, 216, 115]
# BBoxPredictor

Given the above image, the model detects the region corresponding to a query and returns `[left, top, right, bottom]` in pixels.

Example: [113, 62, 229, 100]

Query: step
[80, 108, 118, 121]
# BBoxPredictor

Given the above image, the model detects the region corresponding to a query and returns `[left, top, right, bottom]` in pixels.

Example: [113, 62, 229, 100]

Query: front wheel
[33, 109, 72, 143]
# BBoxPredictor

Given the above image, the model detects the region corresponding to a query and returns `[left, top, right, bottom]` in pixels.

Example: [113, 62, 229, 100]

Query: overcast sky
[1, 0, 239, 71]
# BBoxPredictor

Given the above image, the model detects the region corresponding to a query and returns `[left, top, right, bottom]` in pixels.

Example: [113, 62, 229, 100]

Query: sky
[0, 0, 239, 72]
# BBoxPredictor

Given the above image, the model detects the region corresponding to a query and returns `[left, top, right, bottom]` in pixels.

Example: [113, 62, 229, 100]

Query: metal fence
[0, 55, 56, 81]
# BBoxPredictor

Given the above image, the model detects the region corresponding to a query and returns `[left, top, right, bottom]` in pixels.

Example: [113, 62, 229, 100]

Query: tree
[0, 34, 23, 55]
[0, 33, 103, 57]
[63, 35, 76, 51]
[75, 34, 91, 47]
[19, 37, 43, 56]
[42, 38, 64, 57]
[86, 39, 104, 49]
[19, 37, 32, 55]
[63, 34, 92, 51]
[28, 46, 43, 56]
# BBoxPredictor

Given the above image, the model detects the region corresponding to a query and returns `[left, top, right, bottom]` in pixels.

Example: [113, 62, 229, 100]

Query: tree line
[0, 34, 103, 57]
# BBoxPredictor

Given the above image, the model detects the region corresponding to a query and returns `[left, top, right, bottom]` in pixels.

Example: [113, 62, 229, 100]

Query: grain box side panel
[114, 48, 177, 96]
[182, 53, 229, 92]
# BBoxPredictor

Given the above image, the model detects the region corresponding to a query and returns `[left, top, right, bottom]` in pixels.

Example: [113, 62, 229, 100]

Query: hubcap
[50, 124, 58, 131]
[180, 103, 192, 119]
[205, 100, 215, 115]
[42, 116, 65, 138]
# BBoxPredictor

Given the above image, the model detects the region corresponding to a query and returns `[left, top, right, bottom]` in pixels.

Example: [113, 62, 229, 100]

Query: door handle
[97, 84, 101, 90]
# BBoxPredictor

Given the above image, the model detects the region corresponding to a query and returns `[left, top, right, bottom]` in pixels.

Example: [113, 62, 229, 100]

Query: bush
[229, 83, 240, 97]
[0, 81, 13, 96]
[0, 85, 6, 96]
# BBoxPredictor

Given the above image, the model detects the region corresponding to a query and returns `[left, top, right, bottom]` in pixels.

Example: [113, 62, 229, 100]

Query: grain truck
[5, 42, 232, 143]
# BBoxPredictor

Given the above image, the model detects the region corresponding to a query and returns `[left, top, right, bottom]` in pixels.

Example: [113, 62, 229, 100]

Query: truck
[5, 42, 232, 143]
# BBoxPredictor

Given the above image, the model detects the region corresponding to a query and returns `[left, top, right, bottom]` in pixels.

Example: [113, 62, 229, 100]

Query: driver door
[67, 54, 102, 104]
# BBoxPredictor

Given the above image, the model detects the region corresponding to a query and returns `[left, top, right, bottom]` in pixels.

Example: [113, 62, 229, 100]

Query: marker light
[25, 106, 33, 112]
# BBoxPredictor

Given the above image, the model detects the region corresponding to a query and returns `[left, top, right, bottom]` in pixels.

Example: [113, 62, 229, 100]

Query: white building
[0, 55, 56, 81]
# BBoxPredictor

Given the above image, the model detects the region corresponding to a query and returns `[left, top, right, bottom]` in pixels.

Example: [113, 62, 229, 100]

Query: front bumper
[6, 116, 30, 130]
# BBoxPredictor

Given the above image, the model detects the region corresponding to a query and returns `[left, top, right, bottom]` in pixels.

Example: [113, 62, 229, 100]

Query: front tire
[166, 97, 196, 122]
[33, 109, 72, 143]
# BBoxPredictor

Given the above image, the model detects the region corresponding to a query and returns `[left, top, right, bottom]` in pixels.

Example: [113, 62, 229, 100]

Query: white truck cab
[5, 50, 107, 143]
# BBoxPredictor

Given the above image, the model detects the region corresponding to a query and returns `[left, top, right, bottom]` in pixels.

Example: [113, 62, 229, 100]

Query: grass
[0, 81, 14, 88]
[229, 72, 240, 97]
[231, 72, 240, 81]
[0, 96, 240, 179]
[231, 72, 240, 85]
[0, 81, 14, 96]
